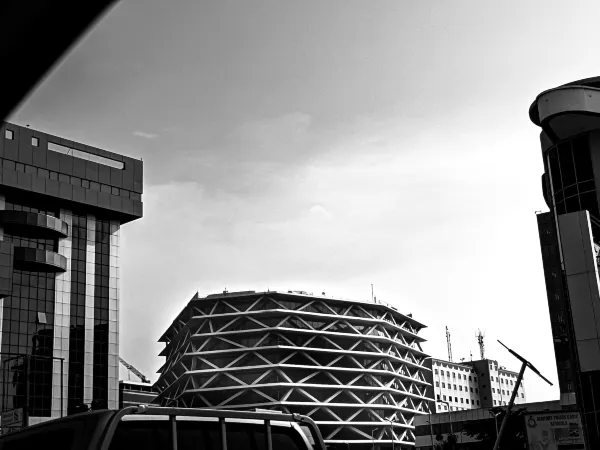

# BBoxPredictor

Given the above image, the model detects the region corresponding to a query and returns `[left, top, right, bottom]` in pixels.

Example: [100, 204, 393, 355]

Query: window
[436, 382, 439, 387]
[470, 387, 473, 393]
[521, 393, 524, 398]
[5, 129, 13, 140]
[469, 376, 472, 381]
[50, 171, 58, 181]
[443, 395, 446, 401]
[491, 376, 494, 381]
[442, 383, 445, 388]
[446, 371, 450, 376]
[492, 388, 495, 393]
[32, 136, 39, 147]
[502, 390, 505, 395]
[437, 394, 440, 401]
[453, 385, 457, 390]
[453, 373, 456, 378]
[482, 385, 486, 389]
[435, 369, 438, 375]
[501, 379, 504, 384]
[474, 377, 477, 382]
[47, 141, 125, 169]
[484, 396, 487, 400]
[459, 386, 462, 391]
[458, 374, 461, 380]
[477, 400, 480, 406]
[16, 163, 24, 173]
[494, 400, 497, 405]
[475, 389, 479, 394]
[466, 399, 469, 404]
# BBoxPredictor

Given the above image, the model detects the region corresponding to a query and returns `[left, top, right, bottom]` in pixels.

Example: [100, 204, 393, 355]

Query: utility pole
[446, 327, 453, 362]
[493, 340, 553, 450]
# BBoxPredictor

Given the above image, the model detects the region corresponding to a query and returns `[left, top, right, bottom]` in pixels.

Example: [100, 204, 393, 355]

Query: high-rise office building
[155, 290, 433, 449]
[530, 76, 600, 447]
[426, 358, 526, 413]
[0, 122, 143, 425]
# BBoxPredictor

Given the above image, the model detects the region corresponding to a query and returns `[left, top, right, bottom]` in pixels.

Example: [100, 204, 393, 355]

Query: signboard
[525, 411, 586, 450]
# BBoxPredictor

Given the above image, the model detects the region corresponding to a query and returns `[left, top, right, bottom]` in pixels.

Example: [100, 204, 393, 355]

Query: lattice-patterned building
[154, 290, 433, 449]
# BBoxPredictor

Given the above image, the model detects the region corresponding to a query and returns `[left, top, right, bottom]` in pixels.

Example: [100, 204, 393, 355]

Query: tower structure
[0, 122, 143, 424]
[530, 77, 600, 447]
[476, 330, 485, 360]
[446, 326, 452, 362]
[155, 290, 433, 449]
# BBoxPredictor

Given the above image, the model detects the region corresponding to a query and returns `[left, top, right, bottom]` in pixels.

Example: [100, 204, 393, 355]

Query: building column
[0, 194, 5, 356]
[84, 215, 96, 404]
[51, 209, 73, 417]
[108, 221, 120, 409]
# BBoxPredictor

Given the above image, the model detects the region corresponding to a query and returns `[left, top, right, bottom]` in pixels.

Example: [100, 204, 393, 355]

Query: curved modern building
[154, 290, 432, 449]
[531, 77, 600, 448]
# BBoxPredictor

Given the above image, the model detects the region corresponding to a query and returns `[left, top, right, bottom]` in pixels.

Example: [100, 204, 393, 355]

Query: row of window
[0, 159, 141, 200]
[437, 394, 480, 406]
[434, 369, 477, 382]
[436, 381, 479, 394]
[4, 128, 124, 170]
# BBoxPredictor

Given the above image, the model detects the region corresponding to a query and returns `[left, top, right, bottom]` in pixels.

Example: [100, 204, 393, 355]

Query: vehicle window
[178, 421, 307, 450]
[108, 420, 171, 450]
[109, 420, 308, 450]
[3, 428, 75, 450]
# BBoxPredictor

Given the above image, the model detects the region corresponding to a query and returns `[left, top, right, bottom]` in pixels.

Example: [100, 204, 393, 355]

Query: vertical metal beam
[170, 416, 178, 450]
[219, 417, 227, 450]
[265, 419, 272, 450]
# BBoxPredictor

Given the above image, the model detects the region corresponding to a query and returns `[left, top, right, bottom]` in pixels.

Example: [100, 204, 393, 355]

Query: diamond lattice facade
[155, 290, 433, 449]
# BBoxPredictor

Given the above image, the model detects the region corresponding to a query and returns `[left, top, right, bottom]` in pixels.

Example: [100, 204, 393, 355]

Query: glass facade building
[0, 121, 142, 425]
[531, 77, 600, 448]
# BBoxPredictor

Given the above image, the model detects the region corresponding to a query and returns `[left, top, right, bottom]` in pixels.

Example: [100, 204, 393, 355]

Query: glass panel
[565, 195, 580, 213]
[580, 191, 599, 217]
[558, 142, 576, 187]
[548, 148, 562, 193]
[573, 135, 594, 182]
[48, 142, 124, 169]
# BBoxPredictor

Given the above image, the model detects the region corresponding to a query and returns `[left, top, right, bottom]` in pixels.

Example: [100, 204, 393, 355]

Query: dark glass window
[58, 173, 70, 183]
[15, 163, 24, 173]
[548, 148, 562, 193]
[82, 180, 90, 189]
[573, 135, 594, 182]
[38, 168, 49, 179]
[90, 182, 100, 192]
[101, 184, 111, 194]
[49, 171, 58, 181]
[565, 196, 580, 213]
[5, 129, 14, 140]
[111, 187, 119, 196]
[31, 136, 39, 147]
[558, 143, 576, 187]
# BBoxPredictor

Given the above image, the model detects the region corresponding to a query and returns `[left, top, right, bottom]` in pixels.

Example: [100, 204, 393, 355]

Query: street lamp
[387, 416, 396, 450]
[371, 427, 379, 450]
[489, 410, 501, 441]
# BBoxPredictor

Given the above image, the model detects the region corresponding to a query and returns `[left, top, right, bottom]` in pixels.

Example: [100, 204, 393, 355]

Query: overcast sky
[11, 0, 600, 402]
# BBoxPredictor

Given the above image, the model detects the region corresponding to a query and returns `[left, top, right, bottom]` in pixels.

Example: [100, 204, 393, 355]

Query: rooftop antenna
[476, 329, 485, 360]
[470, 351, 473, 361]
[371, 284, 374, 303]
[446, 326, 453, 362]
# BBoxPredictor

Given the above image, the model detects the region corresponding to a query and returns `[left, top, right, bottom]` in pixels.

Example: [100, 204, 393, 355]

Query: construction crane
[119, 357, 150, 384]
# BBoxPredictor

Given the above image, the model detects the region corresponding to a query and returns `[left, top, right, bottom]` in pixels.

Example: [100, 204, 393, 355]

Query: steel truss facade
[155, 291, 433, 448]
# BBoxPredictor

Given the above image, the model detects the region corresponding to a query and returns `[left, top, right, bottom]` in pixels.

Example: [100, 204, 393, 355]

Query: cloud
[133, 131, 158, 139]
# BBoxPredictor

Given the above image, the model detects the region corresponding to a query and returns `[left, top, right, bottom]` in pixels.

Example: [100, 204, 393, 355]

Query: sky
[10, 0, 600, 403]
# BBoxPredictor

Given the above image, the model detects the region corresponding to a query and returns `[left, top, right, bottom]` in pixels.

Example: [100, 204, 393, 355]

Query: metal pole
[60, 358, 64, 418]
[388, 419, 394, 450]
[492, 361, 526, 450]
[371, 427, 378, 450]
[23, 355, 30, 427]
[428, 413, 434, 450]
